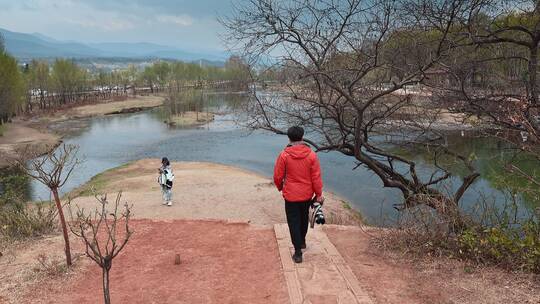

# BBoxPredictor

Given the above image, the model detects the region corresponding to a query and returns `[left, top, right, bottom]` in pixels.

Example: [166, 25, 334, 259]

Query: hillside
[0, 28, 226, 62]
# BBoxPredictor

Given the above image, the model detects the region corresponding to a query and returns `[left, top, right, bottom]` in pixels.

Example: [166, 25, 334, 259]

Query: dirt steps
[274, 224, 374, 304]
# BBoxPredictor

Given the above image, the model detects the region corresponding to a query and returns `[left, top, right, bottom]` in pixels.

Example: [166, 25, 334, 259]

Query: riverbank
[1, 160, 538, 303]
[67, 159, 362, 225]
[0, 121, 61, 168]
[28, 94, 166, 125]
[0, 95, 166, 169]
[0, 159, 359, 302]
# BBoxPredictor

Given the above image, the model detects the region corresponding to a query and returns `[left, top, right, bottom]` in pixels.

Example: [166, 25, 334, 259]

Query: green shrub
[457, 218, 540, 272]
[381, 201, 540, 274]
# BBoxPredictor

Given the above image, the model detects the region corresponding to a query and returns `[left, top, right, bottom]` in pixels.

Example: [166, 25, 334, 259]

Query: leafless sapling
[69, 192, 133, 304]
[15, 143, 80, 266]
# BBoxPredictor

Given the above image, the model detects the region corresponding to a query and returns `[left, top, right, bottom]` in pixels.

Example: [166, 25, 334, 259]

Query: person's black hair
[287, 126, 304, 142]
[161, 157, 170, 166]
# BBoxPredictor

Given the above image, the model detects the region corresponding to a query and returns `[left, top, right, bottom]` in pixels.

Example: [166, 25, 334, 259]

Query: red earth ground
[22, 219, 288, 304]
[324, 225, 540, 304]
[8, 221, 540, 304]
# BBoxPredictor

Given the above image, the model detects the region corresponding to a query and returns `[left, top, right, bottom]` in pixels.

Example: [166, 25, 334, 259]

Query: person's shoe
[162, 201, 168, 205]
[167, 201, 172, 206]
[301, 242, 306, 249]
[292, 251, 303, 263]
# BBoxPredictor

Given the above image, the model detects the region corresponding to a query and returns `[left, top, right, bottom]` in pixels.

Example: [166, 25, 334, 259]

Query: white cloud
[156, 14, 193, 26]
[0, 1, 222, 51]
[67, 19, 136, 31]
[66, 15, 137, 31]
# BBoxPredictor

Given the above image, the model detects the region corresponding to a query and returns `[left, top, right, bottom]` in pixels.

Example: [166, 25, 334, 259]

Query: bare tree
[69, 192, 133, 304]
[223, 0, 479, 228]
[420, 0, 540, 185]
[418, 0, 539, 136]
[15, 143, 80, 266]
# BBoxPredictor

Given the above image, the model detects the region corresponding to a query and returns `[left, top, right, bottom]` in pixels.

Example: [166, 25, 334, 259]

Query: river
[1, 91, 538, 225]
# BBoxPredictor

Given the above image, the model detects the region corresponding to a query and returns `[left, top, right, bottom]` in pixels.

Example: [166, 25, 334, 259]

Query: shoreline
[67, 159, 363, 226]
[0, 121, 62, 168]
[2, 160, 538, 303]
[0, 95, 166, 169]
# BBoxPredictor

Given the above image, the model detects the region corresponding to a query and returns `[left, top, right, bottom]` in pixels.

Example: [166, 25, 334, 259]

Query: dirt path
[68, 159, 362, 225]
[274, 224, 373, 304]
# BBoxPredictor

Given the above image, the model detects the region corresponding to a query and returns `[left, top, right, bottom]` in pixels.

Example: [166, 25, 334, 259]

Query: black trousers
[284, 200, 311, 252]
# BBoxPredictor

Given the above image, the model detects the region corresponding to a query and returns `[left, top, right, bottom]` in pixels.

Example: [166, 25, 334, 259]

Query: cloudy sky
[0, 0, 233, 53]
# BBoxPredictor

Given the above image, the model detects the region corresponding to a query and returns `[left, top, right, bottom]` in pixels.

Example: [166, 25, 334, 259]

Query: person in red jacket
[274, 126, 324, 263]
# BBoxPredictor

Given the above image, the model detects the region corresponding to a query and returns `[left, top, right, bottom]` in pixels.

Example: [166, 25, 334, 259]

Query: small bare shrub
[376, 205, 456, 256]
[15, 143, 81, 266]
[69, 192, 133, 304]
[33, 253, 68, 277]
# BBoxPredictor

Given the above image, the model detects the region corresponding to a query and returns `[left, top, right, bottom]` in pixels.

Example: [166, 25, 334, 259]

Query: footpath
[275, 224, 373, 304]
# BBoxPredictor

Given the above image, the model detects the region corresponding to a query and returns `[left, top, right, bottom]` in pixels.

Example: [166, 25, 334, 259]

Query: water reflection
[394, 132, 540, 212]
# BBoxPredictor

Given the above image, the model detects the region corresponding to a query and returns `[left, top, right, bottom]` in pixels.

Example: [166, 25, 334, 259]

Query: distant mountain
[0, 28, 226, 64]
[1, 28, 105, 58]
[30, 32, 61, 43]
[87, 42, 225, 62]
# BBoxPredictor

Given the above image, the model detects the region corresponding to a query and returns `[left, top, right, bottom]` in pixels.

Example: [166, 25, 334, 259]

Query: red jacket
[273, 142, 323, 202]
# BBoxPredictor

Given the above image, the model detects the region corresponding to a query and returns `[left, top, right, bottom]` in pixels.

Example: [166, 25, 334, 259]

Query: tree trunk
[52, 188, 72, 266]
[102, 268, 111, 304]
[529, 46, 538, 106]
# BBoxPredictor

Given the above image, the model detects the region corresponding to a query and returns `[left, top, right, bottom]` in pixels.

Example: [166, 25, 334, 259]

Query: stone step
[274, 224, 374, 304]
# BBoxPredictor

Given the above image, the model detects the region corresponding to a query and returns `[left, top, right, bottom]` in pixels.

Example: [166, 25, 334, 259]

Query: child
[158, 157, 174, 206]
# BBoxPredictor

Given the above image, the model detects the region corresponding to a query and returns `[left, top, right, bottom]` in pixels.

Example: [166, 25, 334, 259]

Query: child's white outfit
[158, 165, 174, 206]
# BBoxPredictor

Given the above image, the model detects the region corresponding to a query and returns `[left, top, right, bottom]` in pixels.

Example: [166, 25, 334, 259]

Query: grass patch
[0, 124, 5, 136]
[65, 162, 133, 198]
[341, 200, 365, 222]
[325, 200, 365, 226]
[165, 111, 214, 126]
[0, 202, 57, 240]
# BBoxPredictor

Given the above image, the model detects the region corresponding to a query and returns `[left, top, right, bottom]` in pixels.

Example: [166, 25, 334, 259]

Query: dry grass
[33, 253, 69, 277]
[325, 200, 364, 226]
[326, 225, 540, 304]
[368, 206, 540, 303]
[165, 111, 214, 126]
[68, 95, 164, 118]
[374, 232, 540, 304]
[0, 233, 87, 304]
